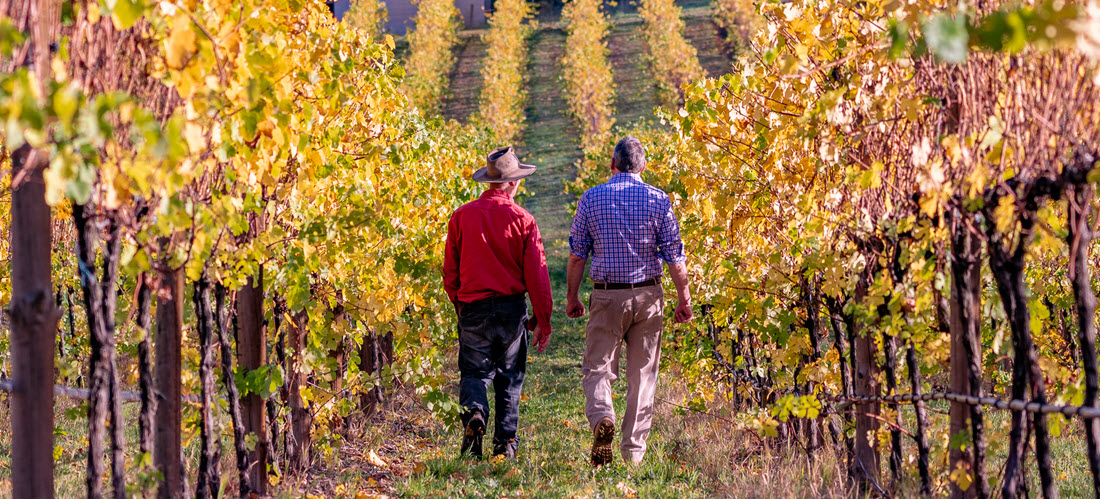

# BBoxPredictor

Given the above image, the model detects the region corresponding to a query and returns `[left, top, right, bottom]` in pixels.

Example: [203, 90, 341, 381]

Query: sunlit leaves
[401, 0, 461, 114]
[475, 0, 535, 143]
[0, 17, 25, 56]
[105, 0, 147, 30]
[923, 13, 970, 63]
[163, 12, 197, 70]
[561, 0, 615, 152]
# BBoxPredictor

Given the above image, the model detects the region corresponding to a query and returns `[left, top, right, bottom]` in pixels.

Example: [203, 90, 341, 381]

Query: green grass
[393, 306, 709, 498]
[442, 30, 489, 124]
[515, 25, 582, 255]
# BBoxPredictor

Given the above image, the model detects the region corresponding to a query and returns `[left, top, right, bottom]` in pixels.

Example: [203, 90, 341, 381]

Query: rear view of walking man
[566, 136, 693, 466]
[444, 146, 553, 460]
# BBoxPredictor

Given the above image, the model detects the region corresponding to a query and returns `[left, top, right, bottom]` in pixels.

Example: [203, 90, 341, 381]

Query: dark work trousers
[458, 293, 529, 449]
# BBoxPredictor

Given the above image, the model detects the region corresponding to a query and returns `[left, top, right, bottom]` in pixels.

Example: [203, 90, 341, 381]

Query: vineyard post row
[562, 0, 1100, 497]
[550, 0, 1100, 496]
[1, 0, 495, 498]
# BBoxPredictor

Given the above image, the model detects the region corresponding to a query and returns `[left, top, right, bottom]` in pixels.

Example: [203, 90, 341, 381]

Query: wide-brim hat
[472, 146, 536, 183]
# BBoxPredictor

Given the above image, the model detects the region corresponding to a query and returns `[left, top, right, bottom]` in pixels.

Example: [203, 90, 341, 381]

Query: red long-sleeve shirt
[443, 189, 553, 335]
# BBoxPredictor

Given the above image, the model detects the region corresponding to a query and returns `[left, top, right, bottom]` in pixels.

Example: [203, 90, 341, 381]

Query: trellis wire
[0, 379, 202, 403]
[4, 379, 1098, 418]
[826, 391, 1100, 419]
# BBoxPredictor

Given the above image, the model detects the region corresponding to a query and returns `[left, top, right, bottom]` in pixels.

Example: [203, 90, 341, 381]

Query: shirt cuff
[526, 316, 550, 334]
[662, 255, 687, 264]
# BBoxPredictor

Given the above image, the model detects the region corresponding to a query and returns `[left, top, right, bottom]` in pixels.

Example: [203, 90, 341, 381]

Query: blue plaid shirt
[569, 173, 686, 283]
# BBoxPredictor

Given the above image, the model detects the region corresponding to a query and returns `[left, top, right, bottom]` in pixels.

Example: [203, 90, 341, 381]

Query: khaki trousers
[582, 285, 664, 463]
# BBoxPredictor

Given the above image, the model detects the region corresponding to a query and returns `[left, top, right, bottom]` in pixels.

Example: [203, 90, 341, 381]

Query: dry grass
[651, 376, 855, 498]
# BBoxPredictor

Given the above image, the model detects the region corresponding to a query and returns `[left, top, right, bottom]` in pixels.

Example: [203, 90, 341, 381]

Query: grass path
[442, 31, 489, 124]
[391, 2, 717, 496]
[681, 6, 732, 78]
[607, 16, 658, 127]
[391, 2, 719, 496]
[393, 291, 711, 498]
[514, 24, 579, 254]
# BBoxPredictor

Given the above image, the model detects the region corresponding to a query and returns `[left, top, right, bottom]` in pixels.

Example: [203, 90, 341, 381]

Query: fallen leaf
[616, 481, 638, 498]
[368, 450, 388, 468]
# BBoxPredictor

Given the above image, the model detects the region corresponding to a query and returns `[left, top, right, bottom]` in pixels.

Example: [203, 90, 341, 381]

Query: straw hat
[471, 146, 536, 183]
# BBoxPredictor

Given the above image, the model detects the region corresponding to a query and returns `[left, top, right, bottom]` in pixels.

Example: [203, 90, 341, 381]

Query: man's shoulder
[580, 182, 613, 201]
[509, 202, 536, 223]
[639, 181, 670, 199]
[457, 196, 533, 221]
[582, 178, 670, 201]
[451, 199, 478, 217]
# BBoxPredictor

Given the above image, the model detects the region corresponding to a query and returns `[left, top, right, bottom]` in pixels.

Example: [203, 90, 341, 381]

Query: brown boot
[461, 413, 485, 458]
[591, 417, 615, 467]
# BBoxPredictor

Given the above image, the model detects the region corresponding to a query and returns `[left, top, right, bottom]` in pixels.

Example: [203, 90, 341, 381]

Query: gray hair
[612, 136, 646, 173]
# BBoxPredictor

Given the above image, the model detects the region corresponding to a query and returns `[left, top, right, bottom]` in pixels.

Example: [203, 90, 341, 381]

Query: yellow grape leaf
[949, 461, 973, 491]
[165, 14, 197, 69]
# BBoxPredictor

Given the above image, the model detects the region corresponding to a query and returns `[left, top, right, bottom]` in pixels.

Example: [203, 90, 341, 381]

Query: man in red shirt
[443, 146, 553, 460]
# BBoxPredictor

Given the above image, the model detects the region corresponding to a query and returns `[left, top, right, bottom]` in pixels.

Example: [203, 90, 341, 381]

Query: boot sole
[591, 418, 615, 466]
[461, 418, 485, 458]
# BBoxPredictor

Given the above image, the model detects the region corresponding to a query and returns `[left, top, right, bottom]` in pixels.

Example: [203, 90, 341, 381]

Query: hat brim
[471, 163, 537, 183]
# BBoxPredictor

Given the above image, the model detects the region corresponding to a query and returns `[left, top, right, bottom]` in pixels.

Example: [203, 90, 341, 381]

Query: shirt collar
[480, 189, 514, 201]
[609, 172, 643, 183]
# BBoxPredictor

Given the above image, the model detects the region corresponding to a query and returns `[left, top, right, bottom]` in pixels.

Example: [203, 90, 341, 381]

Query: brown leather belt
[592, 277, 660, 290]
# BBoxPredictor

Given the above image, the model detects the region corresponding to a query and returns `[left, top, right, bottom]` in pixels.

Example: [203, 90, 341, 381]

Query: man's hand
[532, 323, 550, 353]
[566, 297, 586, 318]
[674, 299, 693, 323]
[566, 255, 588, 318]
[668, 262, 693, 324]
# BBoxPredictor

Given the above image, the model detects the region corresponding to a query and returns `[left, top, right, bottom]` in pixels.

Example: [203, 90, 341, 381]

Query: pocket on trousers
[589, 291, 612, 315]
[458, 307, 489, 330]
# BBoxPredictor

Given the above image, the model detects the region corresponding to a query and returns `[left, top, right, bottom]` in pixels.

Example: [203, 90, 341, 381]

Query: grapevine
[559, 0, 615, 153]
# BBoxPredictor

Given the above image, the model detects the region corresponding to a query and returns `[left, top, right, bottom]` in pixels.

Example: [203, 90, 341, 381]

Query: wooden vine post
[8, 142, 59, 498]
[237, 271, 269, 495]
[155, 263, 185, 498]
[6, 0, 60, 497]
[947, 204, 987, 498]
[288, 309, 313, 473]
[851, 259, 881, 492]
[1066, 150, 1100, 497]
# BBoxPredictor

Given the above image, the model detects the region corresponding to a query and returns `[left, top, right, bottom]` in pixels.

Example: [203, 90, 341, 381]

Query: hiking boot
[492, 439, 517, 460]
[461, 413, 485, 458]
[591, 417, 615, 467]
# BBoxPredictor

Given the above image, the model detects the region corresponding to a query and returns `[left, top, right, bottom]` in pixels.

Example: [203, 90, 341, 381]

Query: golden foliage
[638, 0, 705, 108]
[711, 0, 760, 57]
[402, 0, 461, 114]
[475, 0, 536, 143]
[560, 0, 615, 153]
[344, 0, 388, 40]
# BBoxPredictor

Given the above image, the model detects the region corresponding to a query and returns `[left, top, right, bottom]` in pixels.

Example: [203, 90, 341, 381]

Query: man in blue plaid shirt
[566, 136, 693, 467]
